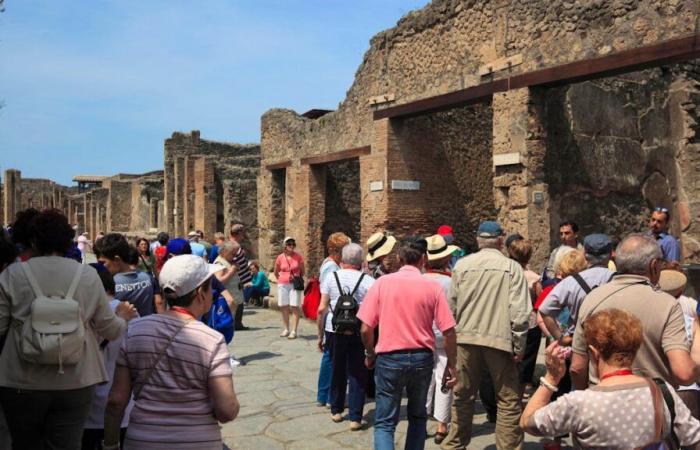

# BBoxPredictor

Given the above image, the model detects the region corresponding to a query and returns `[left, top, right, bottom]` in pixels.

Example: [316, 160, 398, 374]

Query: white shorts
[277, 283, 301, 307]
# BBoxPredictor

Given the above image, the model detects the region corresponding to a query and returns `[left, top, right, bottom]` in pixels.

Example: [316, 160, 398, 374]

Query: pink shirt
[357, 265, 456, 353]
[274, 252, 304, 285]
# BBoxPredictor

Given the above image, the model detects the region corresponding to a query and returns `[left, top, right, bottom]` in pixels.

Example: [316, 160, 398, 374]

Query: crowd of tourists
[3, 204, 700, 449]
[0, 208, 270, 449]
[310, 206, 700, 450]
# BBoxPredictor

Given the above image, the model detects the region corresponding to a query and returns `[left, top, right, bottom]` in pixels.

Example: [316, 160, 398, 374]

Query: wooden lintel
[374, 33, 700, 120]
[300, 146, 371, 166]
[265, 160, 292, 170]
[373, 80, 507, 120]
[511, 33, 700, 89]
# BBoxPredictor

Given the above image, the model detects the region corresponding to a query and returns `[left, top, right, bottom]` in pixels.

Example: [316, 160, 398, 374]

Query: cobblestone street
[222, 306, 560, 449]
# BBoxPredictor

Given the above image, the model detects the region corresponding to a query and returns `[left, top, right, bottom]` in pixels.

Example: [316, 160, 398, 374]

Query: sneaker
[331, 413, 343, 423]
[280, 329, 290, 338]
[288, 331, 297, 339]
[317, 401, 327, 407]
[230, 357, 242, 367]
[350, 421, 362, 431]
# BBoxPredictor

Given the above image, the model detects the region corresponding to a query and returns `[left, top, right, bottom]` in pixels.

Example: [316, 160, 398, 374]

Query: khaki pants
[441, 344, 523, 450]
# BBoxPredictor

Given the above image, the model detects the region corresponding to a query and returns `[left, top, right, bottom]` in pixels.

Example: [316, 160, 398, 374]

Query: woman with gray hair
[317, 243, 375, 430]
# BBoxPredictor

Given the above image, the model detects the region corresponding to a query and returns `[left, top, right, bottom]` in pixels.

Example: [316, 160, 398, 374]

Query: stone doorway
[321, 157, 361, 253]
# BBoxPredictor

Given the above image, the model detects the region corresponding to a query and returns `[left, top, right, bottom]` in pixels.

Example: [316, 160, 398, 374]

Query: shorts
[277, 283, 301, 307]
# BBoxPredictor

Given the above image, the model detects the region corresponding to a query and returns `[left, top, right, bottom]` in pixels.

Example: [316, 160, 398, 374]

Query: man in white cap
[442, 221, 530, 450]
[424, 234, 460, 445]
[365, 232, 397, 279]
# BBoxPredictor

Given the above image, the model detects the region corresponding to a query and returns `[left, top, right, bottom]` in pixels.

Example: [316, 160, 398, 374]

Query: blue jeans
[243, 285, 269, 303]
[374, 350, 433, 450]
[317, 331, 333, 404]
[329, 332, 368, 422]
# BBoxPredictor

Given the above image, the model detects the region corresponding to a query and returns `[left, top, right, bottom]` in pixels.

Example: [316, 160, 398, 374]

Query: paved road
[221, 306, 567, 449]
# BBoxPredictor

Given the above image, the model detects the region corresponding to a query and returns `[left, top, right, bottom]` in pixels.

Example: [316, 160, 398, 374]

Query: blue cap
[167, 238, 192, 256]
[583, 233, 612, 256]
[477, 221, 504, 238]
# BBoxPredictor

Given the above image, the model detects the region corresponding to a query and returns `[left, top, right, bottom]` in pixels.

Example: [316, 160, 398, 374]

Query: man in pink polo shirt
[358, 236, 457, 450]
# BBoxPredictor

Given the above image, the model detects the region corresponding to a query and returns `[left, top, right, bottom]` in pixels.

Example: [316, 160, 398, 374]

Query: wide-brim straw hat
[658, 269, 687, 293]
[366, 232, 397, 262]
[426, 234, 460, 261]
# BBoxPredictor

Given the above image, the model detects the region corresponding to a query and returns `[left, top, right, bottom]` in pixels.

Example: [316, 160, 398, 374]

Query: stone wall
[544, 63, 700, 260]
[260, 0, 700, 270]
[322, 158, 361, 247]
[391, 103, 495, 251]
[164, 131, 261, 252]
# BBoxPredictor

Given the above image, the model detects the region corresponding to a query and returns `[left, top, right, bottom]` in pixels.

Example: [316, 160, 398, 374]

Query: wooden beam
[373, 33, 700, 120]
[300, 146, 372, 166]
[511, 33, 700, 89]
[373, 79, 507, 120]
[264, 160, 292, 170]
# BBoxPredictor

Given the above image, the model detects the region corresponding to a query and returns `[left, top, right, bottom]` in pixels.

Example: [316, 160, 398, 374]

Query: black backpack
[331, 272, 365, 334]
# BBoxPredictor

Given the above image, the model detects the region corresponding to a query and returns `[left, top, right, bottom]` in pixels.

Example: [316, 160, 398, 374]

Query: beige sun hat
[658, 269, 687, 294]
[366, 232, 397, 262]
[426, 234, 460, 261]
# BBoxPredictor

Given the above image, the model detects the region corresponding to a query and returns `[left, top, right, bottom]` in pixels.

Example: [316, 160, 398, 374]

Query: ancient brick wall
[544, 63, 700, 260]
[261, 0, 700, 268]
[388, 104, 495, 252]
[322, 159, 361, 247]
[164, 131, 261, 251]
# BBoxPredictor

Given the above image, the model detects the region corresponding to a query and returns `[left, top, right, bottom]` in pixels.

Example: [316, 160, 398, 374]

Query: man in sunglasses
[648, 206, 681, 262]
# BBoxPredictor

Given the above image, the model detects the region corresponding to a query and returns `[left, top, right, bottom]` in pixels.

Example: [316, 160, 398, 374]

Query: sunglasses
[654, 207, 669, 213]
[285, 242, 296, 247]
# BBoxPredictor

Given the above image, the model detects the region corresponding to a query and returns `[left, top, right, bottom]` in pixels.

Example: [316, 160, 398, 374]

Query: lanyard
[599, 369, 634, 381]
[170, 306, 197, 320]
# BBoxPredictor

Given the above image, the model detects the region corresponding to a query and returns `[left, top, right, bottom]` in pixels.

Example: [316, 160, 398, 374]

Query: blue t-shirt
[190, 242, 207, 259]
[208, 244, 219, 263]
[114, 271, 159, 317]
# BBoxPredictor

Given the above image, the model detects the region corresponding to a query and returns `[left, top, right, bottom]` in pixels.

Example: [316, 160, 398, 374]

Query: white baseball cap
[159, 254, 224, 297]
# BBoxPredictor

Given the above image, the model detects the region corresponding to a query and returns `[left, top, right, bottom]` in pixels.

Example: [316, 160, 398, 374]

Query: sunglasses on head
[654, 207, 669, 213]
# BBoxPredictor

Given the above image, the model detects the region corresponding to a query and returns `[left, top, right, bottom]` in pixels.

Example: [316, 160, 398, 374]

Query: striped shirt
[232, 247, 252, 284]
[117, 315, 232, 449]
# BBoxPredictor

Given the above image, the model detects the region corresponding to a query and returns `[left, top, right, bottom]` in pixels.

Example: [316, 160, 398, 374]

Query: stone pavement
[221, 306, 569, 449]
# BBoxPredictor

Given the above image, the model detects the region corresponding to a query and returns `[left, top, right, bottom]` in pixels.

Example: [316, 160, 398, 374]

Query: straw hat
[426, 234, 460, 261]
[366, 232, 397, 262]
[658, 269, 687, 294]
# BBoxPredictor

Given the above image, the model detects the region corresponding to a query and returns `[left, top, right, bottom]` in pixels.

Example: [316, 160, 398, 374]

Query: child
[82, 270, 137, 450]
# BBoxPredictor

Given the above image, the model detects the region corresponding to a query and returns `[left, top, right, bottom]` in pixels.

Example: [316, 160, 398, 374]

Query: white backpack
[18, 262, 86, 374]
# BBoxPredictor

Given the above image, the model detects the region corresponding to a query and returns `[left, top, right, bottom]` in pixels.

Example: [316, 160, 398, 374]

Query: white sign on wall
[391, 180, 420, 191]
[369, 181, 384, 192]
[493, 152, 521, 167]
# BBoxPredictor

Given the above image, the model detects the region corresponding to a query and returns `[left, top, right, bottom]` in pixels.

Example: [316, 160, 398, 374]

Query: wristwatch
[364, 349, 376, 359]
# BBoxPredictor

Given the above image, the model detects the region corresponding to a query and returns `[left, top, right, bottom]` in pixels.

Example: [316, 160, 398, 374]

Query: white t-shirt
[424, 272, 452, 348]
[320, 269, 375, 333]
[677, 295, 699, 392]
[84, 299, 135, 429]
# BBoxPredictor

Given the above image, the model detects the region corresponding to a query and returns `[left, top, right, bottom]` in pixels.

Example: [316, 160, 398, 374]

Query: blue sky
[0, 0, 429, 185]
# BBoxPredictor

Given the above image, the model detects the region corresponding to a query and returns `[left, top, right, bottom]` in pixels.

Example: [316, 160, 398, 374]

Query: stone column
[173, 157, 185, 237]
[194, 157, 217, 238]
[3, 169, 21, 226]
[492, 87, 550, 271]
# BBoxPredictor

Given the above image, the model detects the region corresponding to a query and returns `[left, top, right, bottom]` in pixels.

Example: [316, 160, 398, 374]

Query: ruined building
[163, 131, 261, 253]
[258, 0, 700, 273]
[3, 131, 261, 247]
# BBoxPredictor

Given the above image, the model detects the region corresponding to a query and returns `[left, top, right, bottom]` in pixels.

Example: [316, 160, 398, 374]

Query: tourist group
[2, 206, 700, 449]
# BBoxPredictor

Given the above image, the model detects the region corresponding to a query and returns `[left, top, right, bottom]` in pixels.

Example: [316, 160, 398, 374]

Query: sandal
[288, 331, 297, 339]
[434, 431, 448, 445]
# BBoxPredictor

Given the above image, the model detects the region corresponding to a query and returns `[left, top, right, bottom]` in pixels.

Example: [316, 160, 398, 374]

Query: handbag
[285, 254, 305, 291]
